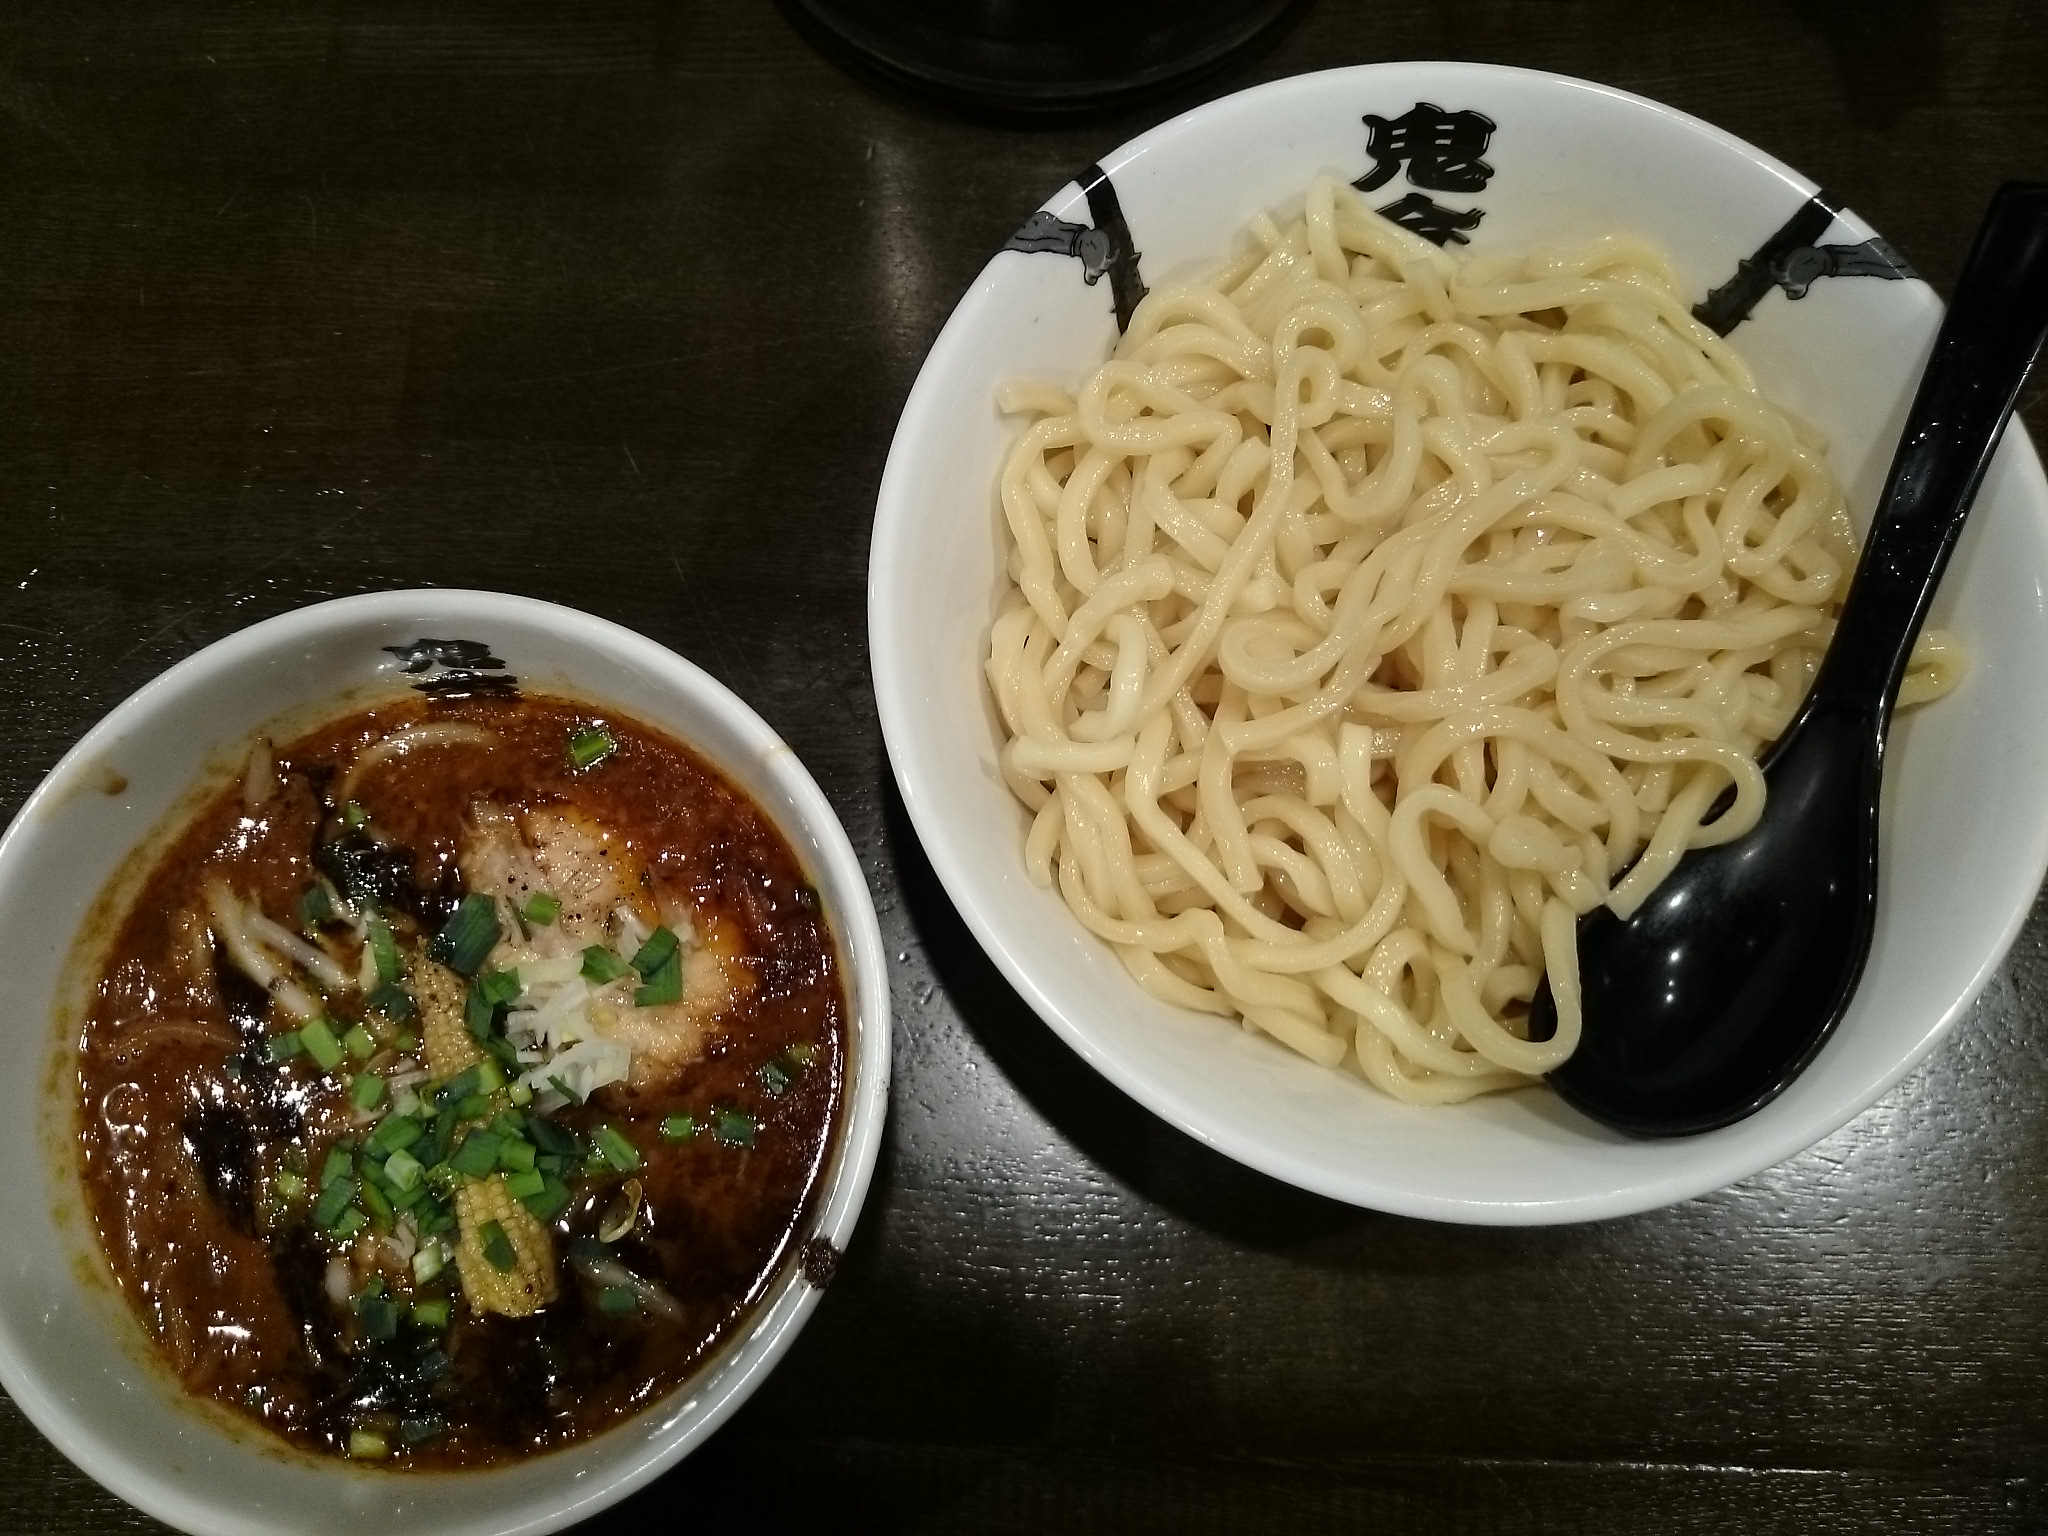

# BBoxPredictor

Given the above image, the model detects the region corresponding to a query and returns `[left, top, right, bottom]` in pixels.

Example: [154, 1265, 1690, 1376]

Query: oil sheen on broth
[75, 692, 846, 1466]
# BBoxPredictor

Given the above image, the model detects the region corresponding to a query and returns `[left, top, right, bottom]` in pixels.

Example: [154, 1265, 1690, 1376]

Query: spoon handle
[1802, 181, 2048, 723]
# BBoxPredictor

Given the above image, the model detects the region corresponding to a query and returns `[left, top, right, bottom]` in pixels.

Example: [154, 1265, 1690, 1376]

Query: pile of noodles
[986, 176, 1960, 1105]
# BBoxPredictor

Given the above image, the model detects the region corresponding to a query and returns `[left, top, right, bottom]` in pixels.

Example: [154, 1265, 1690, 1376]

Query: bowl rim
[868, 60, 2048, 1224]
[0, 587, 891, 1533]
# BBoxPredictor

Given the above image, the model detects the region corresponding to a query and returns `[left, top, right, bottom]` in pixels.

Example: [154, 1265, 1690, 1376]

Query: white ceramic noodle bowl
[0, 590, 890, 1535]
[868, 62, 2048, 1224]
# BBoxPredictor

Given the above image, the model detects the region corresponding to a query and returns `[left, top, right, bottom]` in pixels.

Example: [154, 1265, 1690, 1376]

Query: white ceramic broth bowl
[0, 590, 890, 1534]
[869, 63, 2048, 1223]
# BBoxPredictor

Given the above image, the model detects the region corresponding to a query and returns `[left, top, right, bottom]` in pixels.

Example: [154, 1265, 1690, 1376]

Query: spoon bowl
[1539, 182, 2048, 1136]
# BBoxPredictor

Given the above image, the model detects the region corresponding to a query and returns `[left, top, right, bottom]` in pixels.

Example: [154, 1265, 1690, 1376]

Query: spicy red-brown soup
[75, 690, 846, 1466]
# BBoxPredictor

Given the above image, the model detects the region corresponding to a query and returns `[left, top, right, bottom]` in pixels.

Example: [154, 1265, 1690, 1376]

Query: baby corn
[415, 958, 558, 1317]
[415, 958, 482, 1077]
[452, 1173, 556, 1316]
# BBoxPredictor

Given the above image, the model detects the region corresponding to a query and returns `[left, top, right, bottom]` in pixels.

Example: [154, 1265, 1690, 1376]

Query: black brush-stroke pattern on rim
[384, 636, 519, 699]
[1691, 192, 1915, 334]
[1001, 165, 1148, 334]
[1076, 163, 1148, 332]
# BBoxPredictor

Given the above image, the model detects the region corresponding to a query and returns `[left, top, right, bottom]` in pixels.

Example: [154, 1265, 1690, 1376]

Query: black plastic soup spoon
[1528, 181, 2048, 1138]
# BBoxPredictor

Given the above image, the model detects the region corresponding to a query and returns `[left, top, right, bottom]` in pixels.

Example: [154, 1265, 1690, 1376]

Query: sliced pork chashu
[458, 799, 750, 1091]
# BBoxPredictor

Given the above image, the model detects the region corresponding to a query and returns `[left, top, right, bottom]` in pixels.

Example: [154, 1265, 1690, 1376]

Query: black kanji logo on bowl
[382, 637, 519, 697]
[1353, 104, 1497, 247]
[1371, 192, 1487, 247]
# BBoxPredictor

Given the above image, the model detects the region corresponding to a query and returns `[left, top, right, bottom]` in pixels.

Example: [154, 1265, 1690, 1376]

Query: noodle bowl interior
[987, 176, 1958, 1104]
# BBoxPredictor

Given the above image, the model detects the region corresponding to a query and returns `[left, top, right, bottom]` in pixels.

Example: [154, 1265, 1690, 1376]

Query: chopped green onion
[507, 1080, 534, 1107]
[473, 1057, 507, 1094]
[266, 1032, 306, 1063]
[270, 1169, 308, 1204]
[297, 883, 336, 931]
[411, 1246, 445, 1285]
[331, 1206, 368, 1240]
[369, 1114, 424, 1156]
[428, 1109, 459, 1167]
[366, 982, 415, 1024]
[455, 1092, 492, 1121]
[580, 946, 634, 985]
[358, 1177, 394, 1232]
[591, 1124, 642, 1173]
[427, 894, 500, 977]
[478, 1219, 516, 1273]
[527, 1117, 578, 1158]
[521, 892, 561, 926]
[660, 1113, 698, 1143]
[398, 1414, 446, 1446]
[383, 1149, 423, 1191]
[299, 1018, 344, 1072]
[409, 1299, 450, 1331]
[350, 1073, 386, 1112]
[761, 1043, 814, 1095]
[394, 1030, 419, 1055]
[441, 1064, 484, 1103]
[449, 1130, 503, 1179]
[367, 916, 401, 986]
[598, 1285, 637, 1316]
[342, 801, 371, 831]
[490, 1110, 527, 1139]
[712, 1108, 757, 1148]
[313, 1177, 355, 1230]
[503, 1168, 546, 1200]
[465, 968, 522, 1037]
[354, 1290, 398, 1341]
[342, 1023, 377, 1062]
[630, 926, 680, 978]
[568, 725, 616, 770]
[520, 1176, 572, 1223]
[347, 1427, 389, 1459]
[634, 950, 682, 1007]
[320, 1144, 354, 1189]
[497, 1138, 537, 1174]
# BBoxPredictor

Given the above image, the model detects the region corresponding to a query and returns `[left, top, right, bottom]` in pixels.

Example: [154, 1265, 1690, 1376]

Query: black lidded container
[785, 0, 1306, 118]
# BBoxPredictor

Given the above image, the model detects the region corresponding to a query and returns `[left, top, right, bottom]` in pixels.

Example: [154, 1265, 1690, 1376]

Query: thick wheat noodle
[333, 721, 499, 807]
[987, 177, 1964, 1104]
[109, 1020, 237, 1055]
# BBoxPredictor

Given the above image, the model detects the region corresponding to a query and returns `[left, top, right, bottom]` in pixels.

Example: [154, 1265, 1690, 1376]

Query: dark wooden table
[4, 2, 2046, 1530]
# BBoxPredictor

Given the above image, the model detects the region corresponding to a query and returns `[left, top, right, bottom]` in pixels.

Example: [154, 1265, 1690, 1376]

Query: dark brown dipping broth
[75, 692, 847, 1466]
